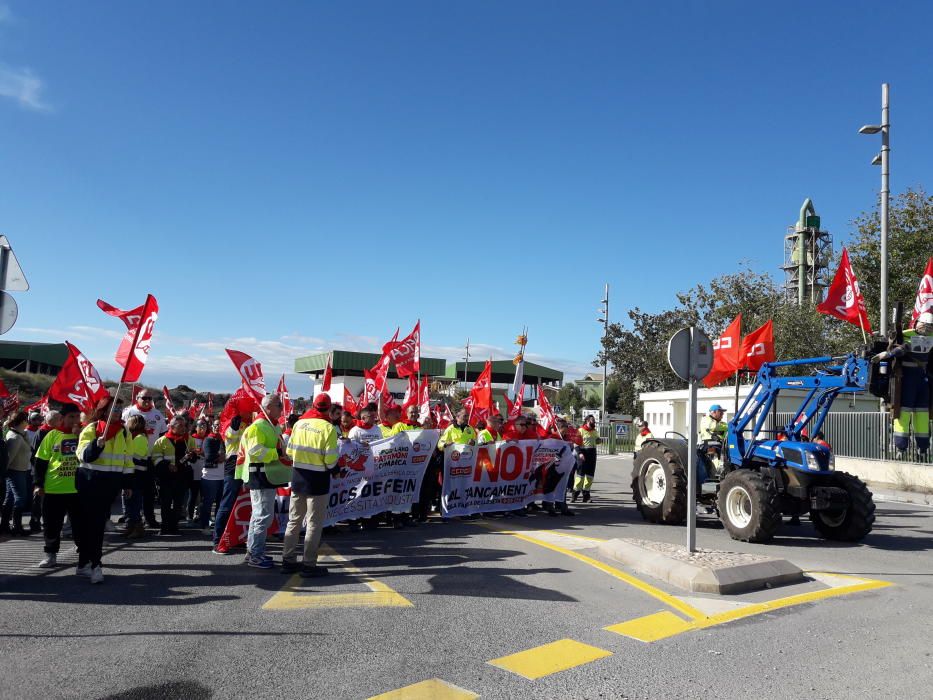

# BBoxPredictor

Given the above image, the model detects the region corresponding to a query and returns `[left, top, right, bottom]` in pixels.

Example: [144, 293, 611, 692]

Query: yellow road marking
[367, 678, 479, 699]
[489, 638, 612, 679]
[605, 611, 695, 643]
[263, 545, 413, 611]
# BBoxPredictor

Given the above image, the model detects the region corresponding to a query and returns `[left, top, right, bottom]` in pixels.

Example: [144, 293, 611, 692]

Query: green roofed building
[295, 350, 447, 379]
[0, 340, 68, 376]
[444, 360, 562, 388]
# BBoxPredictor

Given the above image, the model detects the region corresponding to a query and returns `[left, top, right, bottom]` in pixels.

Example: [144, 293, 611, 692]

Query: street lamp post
[597, 284, 609, 425]
[859, 83, 890, 337]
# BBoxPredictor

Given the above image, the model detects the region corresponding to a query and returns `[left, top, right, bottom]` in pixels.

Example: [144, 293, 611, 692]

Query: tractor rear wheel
[811, 473, 875, 541]
[631, 442, 687, 524]
[717, 470, 781, 543]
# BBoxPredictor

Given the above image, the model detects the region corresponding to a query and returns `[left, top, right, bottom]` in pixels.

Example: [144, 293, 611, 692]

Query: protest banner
[325, 429, 439, 526]
[440, 438, 575, 517]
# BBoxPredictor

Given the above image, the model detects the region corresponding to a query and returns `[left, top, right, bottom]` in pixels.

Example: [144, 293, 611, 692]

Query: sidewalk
[865, 482, 933, 507]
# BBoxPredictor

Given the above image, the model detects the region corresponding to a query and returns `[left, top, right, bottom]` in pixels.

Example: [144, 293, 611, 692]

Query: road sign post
[667, 326, 713, 552]
[0, 236, 28, 336]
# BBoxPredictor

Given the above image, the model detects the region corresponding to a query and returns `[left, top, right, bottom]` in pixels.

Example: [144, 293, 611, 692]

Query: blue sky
[1, 1, 931, 392]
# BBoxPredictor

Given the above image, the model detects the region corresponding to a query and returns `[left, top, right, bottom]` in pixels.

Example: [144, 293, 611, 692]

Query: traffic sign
[615, 424, 628, 437]
[0, 236, 28, 291]
[667, 327, 713, 382]
[0, 292, 18, 335]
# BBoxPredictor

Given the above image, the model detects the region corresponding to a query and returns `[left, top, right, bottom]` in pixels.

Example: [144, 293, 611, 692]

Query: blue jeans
[246, 488, 276, 558]
[199, 479, 224, 528]
[4, 471, 29, 510]
[213, 474, 242, 545]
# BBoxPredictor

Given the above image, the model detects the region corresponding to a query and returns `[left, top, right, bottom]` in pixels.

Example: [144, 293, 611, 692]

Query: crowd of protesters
[0, 388, 600, 583]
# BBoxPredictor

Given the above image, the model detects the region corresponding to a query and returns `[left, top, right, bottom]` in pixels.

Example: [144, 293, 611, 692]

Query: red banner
[383, 321, 421, 378]
[162, 386, 176, 420]
[276, 374, 292, 425]
[48, 342, 110, 412]
[322, 353, 333, 391]
[740, 320, 776, 372]
[537, 385, 556, 431]
[344, 385, 358, 417]
[910, 257, 933, 329]
[98, 294, 159, 383]
[817, 248, 872, 333]
[703, 314, 743, 388]
[225, 349, 267, 404]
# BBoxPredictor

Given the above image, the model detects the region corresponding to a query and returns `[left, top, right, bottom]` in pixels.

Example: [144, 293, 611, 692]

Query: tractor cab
[748, 439, 835, 474]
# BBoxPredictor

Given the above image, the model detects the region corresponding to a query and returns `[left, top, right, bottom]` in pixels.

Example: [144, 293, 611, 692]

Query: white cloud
[0, 64, 50, 111]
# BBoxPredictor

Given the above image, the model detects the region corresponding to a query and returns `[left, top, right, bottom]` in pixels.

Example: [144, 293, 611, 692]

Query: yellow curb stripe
[497, 529, 708, 621]
[367, 678, 479, 699]
[488, 638, 612, 680]
[604, 611, 694, 642]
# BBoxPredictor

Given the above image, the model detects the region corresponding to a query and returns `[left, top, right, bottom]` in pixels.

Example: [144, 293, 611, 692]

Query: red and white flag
[322, 353, 333, 391]
[508, 383, 525, 419]
[468, 360, 493, 425]
[909, 257, 933, 329]
[215, 487, 279, 553]
[187, 401, 201, 419]
[437, 403, 453, 430]
[225, 349, 267, 404]
[206, 392, 214, 417]
[363, 369, 380, 406]
[740, 320, 776, 372]
[344, 385, 359, 417]
[97, 294, 159, 383]
[369, 351, 392, 396]
[48, 342, 110, 413]
[26, 393, 50, 417]
[703, 314, 743, 388]
[162, 386, 176, 420]
[219, 388, 257, 436]
[817, 248, 872, 333]
[536, 385, 556, 431]
[383, 321, 421, 378]
[276, 374, 292, 425]
[401, 374, 419, 409]
[418, 376, 430, 421]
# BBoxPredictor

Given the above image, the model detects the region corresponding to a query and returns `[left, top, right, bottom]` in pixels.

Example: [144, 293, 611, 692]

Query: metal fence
[597, 425, 634, 455]
[766, 411, 931, 465]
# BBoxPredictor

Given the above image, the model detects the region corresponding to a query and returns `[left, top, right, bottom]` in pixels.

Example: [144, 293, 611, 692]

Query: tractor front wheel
[811, 474, 875, 541]
[631, 442, 687, 525]
[717, 470, 781, 543]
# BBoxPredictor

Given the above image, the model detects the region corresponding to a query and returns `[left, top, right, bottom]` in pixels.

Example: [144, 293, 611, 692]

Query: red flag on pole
[438, 403, 453, 430]
[369, 351, 392, 396]
[816, 248, 872, 333]
[508, 383, 525, 419]
[537, 385, 556, 431]
[98, 294, 159, 383]
[48, 342, 110, 412]
[467, 360, 493, 426]
[702, 314, 743, 388]
[322, 353, 333, 391]
[402, 374, 418, 410]
[383, 321, 421, 378]
[0, 378, 9, 398]
[740, 320, 776, 371]
[418, 376, 430, 421]
[909, 257, 933, 329]
[25, 393, 50, 417]
[162, 386, 176, 420]
[276, 374, 292, 425]
[219, 388, 257, 437]
[225, 349, 267, 404]
[344, 385, 359, 417]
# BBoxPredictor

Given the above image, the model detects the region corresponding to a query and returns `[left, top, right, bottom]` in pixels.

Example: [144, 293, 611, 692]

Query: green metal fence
[597, 425, 635, 455]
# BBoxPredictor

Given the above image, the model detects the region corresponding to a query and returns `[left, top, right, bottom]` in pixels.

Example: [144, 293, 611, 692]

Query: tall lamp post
[859, 83, 890, 337]
[597, 284, 609, 425]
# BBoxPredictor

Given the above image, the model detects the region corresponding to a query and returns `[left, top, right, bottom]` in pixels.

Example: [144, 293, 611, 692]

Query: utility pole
[597, 284, 609, 425]
[463, 338, 470, 389]
[859, 83, 890, 337]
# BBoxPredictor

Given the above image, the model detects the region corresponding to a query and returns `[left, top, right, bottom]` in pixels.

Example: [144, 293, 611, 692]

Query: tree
[847, 187, 933, 331]
[556, 383, 584, 415]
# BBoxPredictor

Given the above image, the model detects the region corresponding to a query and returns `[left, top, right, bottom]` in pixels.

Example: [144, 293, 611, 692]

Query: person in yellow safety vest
[238, 393, 292, 569]
[283, 393, 338, 577]
[698, 404, 728, 476]
[394, 404, 422, 433]
[122, 414, 152, 539]
[33, 403, 82, 569]
[438, 408, 477, 449]
[75, 396, 134, 584]
[634, 419, 654, 451]
[379, 402, 403, 438]
[572, 415, 600, 503]
[151, 415, 198, 537]
[477, 414, 504, 445]
[212, 405, 252, 553]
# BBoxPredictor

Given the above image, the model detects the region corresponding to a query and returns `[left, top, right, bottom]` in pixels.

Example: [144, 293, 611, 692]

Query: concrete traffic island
[598, 538, 805, 595]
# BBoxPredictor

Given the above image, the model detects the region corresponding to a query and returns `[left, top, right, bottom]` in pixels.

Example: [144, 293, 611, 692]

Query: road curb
[598, 537, 804, 595]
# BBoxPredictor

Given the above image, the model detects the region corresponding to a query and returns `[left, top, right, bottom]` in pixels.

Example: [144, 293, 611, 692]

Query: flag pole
[857, 310, 868, 344]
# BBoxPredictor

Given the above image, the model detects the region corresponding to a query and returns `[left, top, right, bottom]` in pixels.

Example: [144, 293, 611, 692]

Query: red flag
[740, 320, 776, 372]
[537, 385, 556, 431]
[219, 388, 257, 437]
[322, 353, 333, 391]
[225, 349, 267, 404]
[438, 403, 453, 430]
[214, 487, 279, 553]
[131, 384, 143, 405]
[0, 378, 9, 398]
[162, 386, 176, 420]
[98, 295, 159, 383]
[48, 342, 110, 413]
[383, 321, 421, 378]
[26, 393, 50, 417]
[418, 376, 430, 421]
[909, 257, 933, 329]
[344, 385, 359, 417]
[468, 360, 493, 425]
[187, 402, 199, 419]
[702, 314, 743, 388]
[369, 351, 392, 395]
[461, 395, 477, 426]
[276, 374, 292, 425]
[402, 374, 418, 409]
[1, 393, 19, 415]
[816, 248, 872, 333]
[508, 383, 525, 419]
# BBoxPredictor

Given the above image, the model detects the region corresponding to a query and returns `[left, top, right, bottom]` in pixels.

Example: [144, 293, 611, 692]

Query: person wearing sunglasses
[122, 391, 168, 529]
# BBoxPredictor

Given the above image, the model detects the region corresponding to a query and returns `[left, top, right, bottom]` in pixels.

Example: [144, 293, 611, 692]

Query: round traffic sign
[0, 291, 17, 335]
[667, 327, 713, 382]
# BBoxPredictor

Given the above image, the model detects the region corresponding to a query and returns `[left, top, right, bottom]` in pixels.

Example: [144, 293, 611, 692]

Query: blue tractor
[632, 348, 880, 543]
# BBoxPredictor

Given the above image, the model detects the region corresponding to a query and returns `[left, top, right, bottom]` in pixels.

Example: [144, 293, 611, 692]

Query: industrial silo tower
[782, 198, 833, 306]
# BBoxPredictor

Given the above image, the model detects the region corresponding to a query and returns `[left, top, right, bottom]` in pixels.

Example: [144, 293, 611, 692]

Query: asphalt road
[1, 455, 931, 700]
